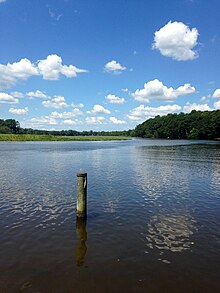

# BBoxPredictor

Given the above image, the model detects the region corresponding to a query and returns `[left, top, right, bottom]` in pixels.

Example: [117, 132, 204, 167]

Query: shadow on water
[74, 217, 87, 267]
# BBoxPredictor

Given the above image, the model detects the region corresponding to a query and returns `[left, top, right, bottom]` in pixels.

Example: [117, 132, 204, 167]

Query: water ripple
[1, 140, 220, 292]
[145, 213, 197, 253]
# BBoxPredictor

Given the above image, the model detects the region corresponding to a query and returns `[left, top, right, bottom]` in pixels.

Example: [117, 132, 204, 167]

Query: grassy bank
[0, 134, 130, 141]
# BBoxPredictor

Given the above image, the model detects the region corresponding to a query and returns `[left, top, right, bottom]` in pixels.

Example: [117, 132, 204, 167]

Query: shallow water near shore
[1, 139, 220, 292]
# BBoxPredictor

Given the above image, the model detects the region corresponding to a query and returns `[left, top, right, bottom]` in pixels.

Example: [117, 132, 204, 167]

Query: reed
[0, 134, 130, 141]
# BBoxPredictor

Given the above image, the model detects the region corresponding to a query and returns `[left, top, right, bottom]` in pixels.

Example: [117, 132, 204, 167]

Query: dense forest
[133, 110, 220, 140]
[0, 119, 130, 137]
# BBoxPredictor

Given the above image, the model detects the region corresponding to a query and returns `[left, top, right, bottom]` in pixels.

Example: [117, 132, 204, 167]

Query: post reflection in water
[74, 217, 87, 267]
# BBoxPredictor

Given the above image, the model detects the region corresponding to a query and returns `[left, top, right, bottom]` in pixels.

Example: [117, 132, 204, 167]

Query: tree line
[133, 110, 220, 140]
[0, 119, 130, 137]
[1, 110, 220, 139]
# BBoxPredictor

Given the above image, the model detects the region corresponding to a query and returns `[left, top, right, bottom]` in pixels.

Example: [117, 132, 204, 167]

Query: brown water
[0, 139, 220, 292]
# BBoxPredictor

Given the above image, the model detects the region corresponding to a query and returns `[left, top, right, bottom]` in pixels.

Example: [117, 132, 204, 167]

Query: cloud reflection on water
[146, 213, 196, 253]
[132, 144, 198, 259]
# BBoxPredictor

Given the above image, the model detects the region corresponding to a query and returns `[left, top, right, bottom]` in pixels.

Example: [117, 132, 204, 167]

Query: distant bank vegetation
[0, 119, 129, 136]
[1, 110, 220, 141]
[133, 110, 220, 140]
[0, 118, 129, 141]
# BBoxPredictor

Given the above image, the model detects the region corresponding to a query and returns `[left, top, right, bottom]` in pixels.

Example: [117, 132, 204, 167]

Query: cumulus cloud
[42, 96, 68, 109]
[213, 89, 220, 98]
[50, 108, 83, 119]
[26, 90, 48, 99]
[38, 54, 87, 80]
[9, 107, 28, 115]
[71, 103, 84, 109]
[183, 102, 211, 113]
[109, 116, 126, 124]
[30, 117, 57, 126]
[0, 58, 38, 89]
[85, 116, 105, 124]
[63, 119, 78, 125]
[214, 100, 220, 109]
[153, 21, 199, 61]
[10, 91, 25, 98]
[104, 60, 126, 74]
[132, 79, 195, 103]
[175, 83, 196, 95]
[0, 92, 18, 103]
[88, 104, 111, 115]
[105, 94, 125, 104]
[0, 54, 88, 89]
[9, 90, 48, 99]
[127, 104, 181, 121]
[200, 96, 207, 102]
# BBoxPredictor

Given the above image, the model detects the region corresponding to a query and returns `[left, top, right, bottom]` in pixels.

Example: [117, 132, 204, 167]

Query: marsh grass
[0, 134, 130, 141]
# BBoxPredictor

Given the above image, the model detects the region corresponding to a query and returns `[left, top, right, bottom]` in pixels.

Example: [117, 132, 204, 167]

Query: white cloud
[127, 104, 181, 121]
[0, 0, 6, 3]
[10, 90, 48, 99]
[0, 92, 18, 103]
[200, 96, 207, 102]
[0, 55, 88, 89]
[213, 89, 220, 98]
[183, 102, 211, 113]
[42, 96, 68, 109]
[71, 103, 84, 108]
[85, 116, 105, 124]
[104, 60, 126, 74]
[26, 90, 48, 99]
[109, 116, 126, 124]
[50, 108, 83, 119]
[126, 114, 142, 121]
[88, 104, 111, 115]
[30, 117, 57, 126]
[121, 88, 129, 92]
[132, 79, 195, 103]
[105, 94, 125, 104]
[175, 83, 196, 95]
[63, 119, 78, 125]
[153, 21, 199, 61]
[10, 91, 25, 98]
[0, 58, 38, 89]
[9, 107, 28, 115]
[38, 54, 88, 80]
[214, 100, 220, 109]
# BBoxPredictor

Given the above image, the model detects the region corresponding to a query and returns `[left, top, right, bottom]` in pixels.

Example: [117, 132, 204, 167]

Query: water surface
[0, 139, 220, 292]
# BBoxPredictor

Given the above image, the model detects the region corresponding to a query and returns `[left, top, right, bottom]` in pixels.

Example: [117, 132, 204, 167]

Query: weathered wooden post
[76, 169, 87, 218]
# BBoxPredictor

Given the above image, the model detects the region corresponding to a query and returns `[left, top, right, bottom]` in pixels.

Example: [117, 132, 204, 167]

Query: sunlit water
[0, 139, 220, 292]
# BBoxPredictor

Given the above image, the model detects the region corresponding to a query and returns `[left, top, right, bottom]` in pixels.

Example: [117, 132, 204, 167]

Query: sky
[0, 0, 220, 131]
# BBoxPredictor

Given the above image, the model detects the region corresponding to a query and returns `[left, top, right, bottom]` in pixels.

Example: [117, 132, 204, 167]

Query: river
[0, 139, 220, 292]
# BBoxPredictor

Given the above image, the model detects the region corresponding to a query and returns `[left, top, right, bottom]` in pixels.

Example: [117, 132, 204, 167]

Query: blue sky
[0, 0, 220, 131]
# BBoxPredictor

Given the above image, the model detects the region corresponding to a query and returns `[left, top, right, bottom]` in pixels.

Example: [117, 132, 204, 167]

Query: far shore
[0, 134, 130, 142]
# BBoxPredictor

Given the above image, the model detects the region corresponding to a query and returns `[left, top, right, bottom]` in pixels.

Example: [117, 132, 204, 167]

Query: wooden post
[76, 170, 87, 218]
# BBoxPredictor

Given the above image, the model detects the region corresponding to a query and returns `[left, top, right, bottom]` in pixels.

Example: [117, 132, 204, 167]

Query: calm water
[0, 139, 220, 293]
